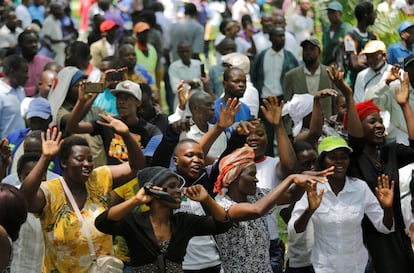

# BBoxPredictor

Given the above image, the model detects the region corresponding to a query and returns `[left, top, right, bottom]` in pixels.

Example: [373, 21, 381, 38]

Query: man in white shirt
[354, 40, 392, 103]
[286, 0, 314, 45]
[0, 56, 28, 139]
[0, 10, 23, 48]
[168, 41, 203, 109]
[90, 20, 119, 67]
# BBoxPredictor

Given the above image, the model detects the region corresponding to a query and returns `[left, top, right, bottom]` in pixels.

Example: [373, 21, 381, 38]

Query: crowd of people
[1, 0, 414, 273]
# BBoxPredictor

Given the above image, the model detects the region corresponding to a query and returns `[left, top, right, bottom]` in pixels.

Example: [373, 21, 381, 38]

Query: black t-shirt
[91, 117, 161, 165]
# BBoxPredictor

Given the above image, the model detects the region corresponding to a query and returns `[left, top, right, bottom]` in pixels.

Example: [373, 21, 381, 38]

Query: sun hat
[359, 40, 386, 55]
[221, 53, 250, 74]
[300, 37, 321, 49]
[111, 80, 142, 101]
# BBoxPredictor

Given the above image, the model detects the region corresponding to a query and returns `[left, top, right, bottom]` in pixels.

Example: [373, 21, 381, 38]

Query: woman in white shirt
[289, 135, 394, 273]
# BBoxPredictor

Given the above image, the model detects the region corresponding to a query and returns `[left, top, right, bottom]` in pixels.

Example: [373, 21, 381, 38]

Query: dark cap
[300, 37, 321, 49]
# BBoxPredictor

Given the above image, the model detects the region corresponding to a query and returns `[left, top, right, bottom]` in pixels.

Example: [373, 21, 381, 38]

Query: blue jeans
[123, 264, 132, 273]
[270, 239, 284, 273]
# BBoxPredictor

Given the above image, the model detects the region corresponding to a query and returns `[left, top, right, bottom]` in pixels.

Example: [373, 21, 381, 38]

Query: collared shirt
[168, 59, 202, 108]
[289, 176, 393, 273]
[24, 54, 53, 97]
[304, 65, 321, 95]
[252, 31, 300, 59]
[354, 63, 391, 103]
[0, 25, 23, 48]
[387, 41, 414, 66]
[0, 80, 26, 138]
[103, 38, 116, 56]
[262, 48, 284, 97]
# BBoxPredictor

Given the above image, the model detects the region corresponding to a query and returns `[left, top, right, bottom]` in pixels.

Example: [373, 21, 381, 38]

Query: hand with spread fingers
[41, 128, 63, 158]
[97, 114, 130, 136]
[375, 174, 394, 209]
[306, 181, 324, 211]
[327, 64, 352, 97]
[260, 96, 283, 126]
[385, 65, 401, 86]
[314, 89, 338, 100]
[217, 97, 241, 129]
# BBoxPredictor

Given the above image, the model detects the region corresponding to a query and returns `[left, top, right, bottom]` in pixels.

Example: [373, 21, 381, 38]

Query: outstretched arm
[98, 114, 145, 187]
[227, 170, 331, 222]
[184, 185, 227, 222]
[20, 129, 63, 214]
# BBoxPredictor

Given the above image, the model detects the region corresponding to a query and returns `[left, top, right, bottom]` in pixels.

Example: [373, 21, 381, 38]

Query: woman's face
[246, 123, 267, 159]
[297, 149, 317, 172]
[235, 164, 258, 196]
[362, 112, 385, 145]
[62, 145, 94, 183]
[160, 176, 182, 209]
[323, 148, 350, 180]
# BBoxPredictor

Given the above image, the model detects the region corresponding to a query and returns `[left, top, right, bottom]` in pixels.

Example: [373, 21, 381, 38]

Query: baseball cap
[359, 40, 386, 55]
[300, 37, 321, 49]
[27, 97, 52, 120]
[221, 53, 250, 74]
[404, 54, 414, 68]
[133, 22, 150, 34]
[326, 1, 343, 12]
[398, 20, 414, 35]
[317, 136, 353, 155]
[111, 80, 142, 101]
[100, 20, 118, 33]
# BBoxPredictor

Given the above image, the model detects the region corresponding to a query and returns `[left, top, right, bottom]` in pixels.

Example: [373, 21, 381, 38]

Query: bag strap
[59, 177, 97, 262]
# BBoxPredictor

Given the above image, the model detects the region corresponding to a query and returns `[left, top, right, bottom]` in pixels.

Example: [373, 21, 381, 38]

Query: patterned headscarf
[214, 145, 255, 195]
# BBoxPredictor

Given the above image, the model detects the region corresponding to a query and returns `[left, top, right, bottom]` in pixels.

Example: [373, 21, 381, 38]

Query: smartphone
[200, 64, 206, 78]
[107, 71, 124, 82]
[84, 82, 104, 93]
[144, 185, 179, 203]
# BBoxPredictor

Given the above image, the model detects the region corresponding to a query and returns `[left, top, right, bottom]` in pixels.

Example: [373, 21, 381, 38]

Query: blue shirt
[135, 64, 155, 86]
[211, 97, 251, 137]
[387, 41, 414, 66]
[93, 88, 118, 115]
[28, 5, 45, 24]
[0, 82, 25, 139]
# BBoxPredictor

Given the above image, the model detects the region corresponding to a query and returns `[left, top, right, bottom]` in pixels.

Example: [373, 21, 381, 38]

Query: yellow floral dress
[37, 166, 114, 273]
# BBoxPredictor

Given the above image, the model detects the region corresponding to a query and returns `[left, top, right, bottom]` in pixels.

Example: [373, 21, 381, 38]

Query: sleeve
[151, 124, 180, 167]
[362, 182, 394, 233]
[344, 34, 357, 54]
[364, 80, 393, 112]
[192, 25, 205, 55]
[387, 47, 396, 65]
[287, 192, 310, 235]
[168, 63, 181, 95]
[94, 210, 127, 236]
[168, 105, 186, 124]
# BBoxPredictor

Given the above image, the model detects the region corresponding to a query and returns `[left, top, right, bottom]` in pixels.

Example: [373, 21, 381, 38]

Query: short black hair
[17, 152, 41, 177]
[355, 1, 374, 21]
[18, 30, 39, 46]
[184, 3, 197, 16]
[67, 41, 90, 59]
[223, 67, 244, 82]
[173, 139, 200, 156]
[3, 55, 28, 76]
[59, 135, 89, 164]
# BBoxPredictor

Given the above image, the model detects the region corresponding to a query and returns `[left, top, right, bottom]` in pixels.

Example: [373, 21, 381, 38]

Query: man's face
[299, 0, 311, 13]
[177, 44, 192, 65]
[6, 12, 19, 31]
[38, 71, 56, 98]
[225, 21, 240, 39]
[261, 15, 274, 33]
[11, 63, 29, 87]
[269, 29, 285, 51]
[302, 43, 320, 64]
[367, 10, 376, 26]
[327, 10, 341, 25]
[224, 69, 246, 98]
[137, 30, 149, 45]
[365, 51, 385, 70]
[402, 26, 414, 44]
[119, 45, 137, 69]
[21, 33, 39, 60]
[173, 142, 205, 181]
[196, 95, 215, 121]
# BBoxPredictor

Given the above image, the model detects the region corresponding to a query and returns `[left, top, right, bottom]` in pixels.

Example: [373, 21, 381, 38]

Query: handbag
[60, 177, 124, 273]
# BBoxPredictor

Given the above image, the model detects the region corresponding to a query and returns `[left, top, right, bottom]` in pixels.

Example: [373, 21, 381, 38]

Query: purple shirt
[24, 54, 53, 97]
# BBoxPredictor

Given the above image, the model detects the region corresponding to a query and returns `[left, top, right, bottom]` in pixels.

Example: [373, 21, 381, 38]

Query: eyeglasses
[163, 174, 186, 191]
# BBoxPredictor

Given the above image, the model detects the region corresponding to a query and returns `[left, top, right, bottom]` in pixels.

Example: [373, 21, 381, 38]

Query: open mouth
[82, 168, 92, 176]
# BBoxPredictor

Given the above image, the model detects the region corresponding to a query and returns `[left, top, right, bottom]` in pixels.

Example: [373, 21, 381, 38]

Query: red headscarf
[343, 99, 381, 129]
[214, 145, 255, 195]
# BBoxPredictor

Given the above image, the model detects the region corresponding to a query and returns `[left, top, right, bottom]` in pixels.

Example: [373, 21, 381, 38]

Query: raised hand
[183, 184, 209, 202]
[171, 118, 193, 134]
[134, 187, 154, 204]
[217, 97, 241, 129]
[375, 174, 394, 209]
[177, 80, 192, 110]
[0, 139, 11, 166]
[395, 71, 410, 106]
[307, 182, 324, 211]
[314, 89, 338, 100]
[77, 80, 98, 103]
[236, 119, 258, 135]
[385, 65, 401, 85]
[97, 114, 129, 135]
[41, 128, 63, 157]
[327, 64, 352, 97]
[260, 96, 283, 126]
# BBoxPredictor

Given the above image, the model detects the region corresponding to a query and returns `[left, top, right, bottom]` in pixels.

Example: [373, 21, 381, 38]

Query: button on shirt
[289, 177, 393, 273]
[304, 65, 321, 95]
[0, 80, 26, 138]
[262, 48, 284, 98]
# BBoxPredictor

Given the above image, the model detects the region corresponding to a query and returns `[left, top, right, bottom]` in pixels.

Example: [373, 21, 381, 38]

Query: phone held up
[84, 82, 105, 93]
[200, 63, 206, 78]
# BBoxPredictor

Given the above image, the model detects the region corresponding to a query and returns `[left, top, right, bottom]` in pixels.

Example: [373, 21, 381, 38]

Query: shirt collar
[304, 65, 321, 76]
[269, 48, 284, 56]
